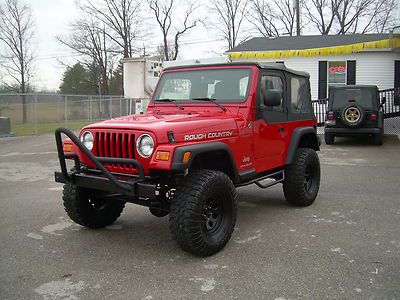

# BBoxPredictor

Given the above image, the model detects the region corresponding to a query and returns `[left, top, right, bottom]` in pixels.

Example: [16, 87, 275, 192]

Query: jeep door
[253, 70, 289, 170]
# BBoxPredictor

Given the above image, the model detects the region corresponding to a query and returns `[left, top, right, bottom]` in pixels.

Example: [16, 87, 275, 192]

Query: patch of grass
[12, 121, 95, 136]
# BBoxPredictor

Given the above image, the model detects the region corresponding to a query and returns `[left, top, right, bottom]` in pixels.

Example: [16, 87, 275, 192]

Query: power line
[32, 37, 226, 61]
[35, 53, 84, 61]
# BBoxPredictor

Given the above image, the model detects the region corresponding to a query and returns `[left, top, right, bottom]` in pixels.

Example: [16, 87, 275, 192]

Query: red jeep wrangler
[55, 62, 321, 256]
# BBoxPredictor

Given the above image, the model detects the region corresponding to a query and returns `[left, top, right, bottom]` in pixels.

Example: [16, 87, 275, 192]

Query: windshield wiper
[191, 97, 226, 111]
[153, 98, 184, 110]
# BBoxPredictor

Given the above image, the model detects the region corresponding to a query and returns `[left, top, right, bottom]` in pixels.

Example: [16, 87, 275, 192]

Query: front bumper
[55, 127, 156, 200]
[54, 171, 156, 200]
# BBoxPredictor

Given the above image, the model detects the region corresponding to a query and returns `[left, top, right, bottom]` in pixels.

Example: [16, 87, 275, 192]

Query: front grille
[94, 131, 135, 159]
[92, 131, 136, 172]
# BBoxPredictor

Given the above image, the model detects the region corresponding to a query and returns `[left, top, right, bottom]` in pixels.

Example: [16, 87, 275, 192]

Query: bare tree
[148, 0, 198, 61]
[336, 0, 399, 34]
[81, 0, 143, 58]
[248, 0, 280, 37]
[303, 0, 336, 34]
[248, 0, 299, 37]
[58, 17, 118, 96]
[366, 0, 399, 33]
[332, 0, 373, 34]
[209, 0, 248, 50]
[156, 44, 176, 62]
[0, 0, 34, 123]
[302, 0, 397, 34]
[275, 0, 297, 36]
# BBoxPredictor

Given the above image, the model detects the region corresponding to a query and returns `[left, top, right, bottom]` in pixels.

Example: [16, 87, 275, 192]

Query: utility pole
[296, 0, 300, 36]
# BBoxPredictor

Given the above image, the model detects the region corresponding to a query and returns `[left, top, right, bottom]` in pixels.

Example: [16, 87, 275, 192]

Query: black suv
[324, 85, 385, 145]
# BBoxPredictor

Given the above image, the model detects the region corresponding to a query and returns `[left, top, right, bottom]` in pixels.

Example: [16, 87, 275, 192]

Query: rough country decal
[184, 131, 233, 141]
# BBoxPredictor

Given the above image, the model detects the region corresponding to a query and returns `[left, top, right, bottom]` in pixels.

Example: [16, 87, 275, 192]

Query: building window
[328, 61, 346, 88]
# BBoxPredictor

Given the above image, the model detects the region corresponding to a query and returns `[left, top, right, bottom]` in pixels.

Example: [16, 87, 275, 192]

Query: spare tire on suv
[341, 104, 365, 128]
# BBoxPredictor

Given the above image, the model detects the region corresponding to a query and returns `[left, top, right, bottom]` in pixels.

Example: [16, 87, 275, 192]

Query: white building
[227, 33, 400, 99]
[121, 56, 163, 113]
[122, 56, 163, 99]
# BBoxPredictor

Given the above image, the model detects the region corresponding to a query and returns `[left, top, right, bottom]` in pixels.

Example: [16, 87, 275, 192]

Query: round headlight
[80, 131, 94, 150]
[136, 134, 154, 158]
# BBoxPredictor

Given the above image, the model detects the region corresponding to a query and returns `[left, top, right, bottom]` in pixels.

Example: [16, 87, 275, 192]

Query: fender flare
[285, 127, 320, 165]
[171, 142, 239, 183]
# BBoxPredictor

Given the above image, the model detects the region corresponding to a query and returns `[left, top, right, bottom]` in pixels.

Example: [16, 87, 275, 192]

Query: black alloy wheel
[202, 197, 223, 234]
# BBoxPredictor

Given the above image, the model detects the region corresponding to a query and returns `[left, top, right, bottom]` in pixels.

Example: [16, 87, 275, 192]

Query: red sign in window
[329, 65, 347, 75]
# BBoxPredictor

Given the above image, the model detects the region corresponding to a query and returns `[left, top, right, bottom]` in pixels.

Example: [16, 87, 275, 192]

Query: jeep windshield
[331, 88, 374, 109]
[153, 68, 252, 103]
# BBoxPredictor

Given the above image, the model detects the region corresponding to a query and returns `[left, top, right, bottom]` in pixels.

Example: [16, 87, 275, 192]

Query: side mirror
[264, 89, 282, 107]
[381, 97, 386, 105]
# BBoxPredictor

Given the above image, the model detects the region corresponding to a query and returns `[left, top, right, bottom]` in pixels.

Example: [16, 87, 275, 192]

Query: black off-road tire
[169, 170, 237, 257]
[63, 183, 125, 228]
[373, 130, 383, 145]
[283, 148, 320, 207]
[324, 133, 335, 145]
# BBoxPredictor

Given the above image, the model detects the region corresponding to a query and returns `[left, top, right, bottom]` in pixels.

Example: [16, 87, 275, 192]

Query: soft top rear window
[331, 88, 374, 109]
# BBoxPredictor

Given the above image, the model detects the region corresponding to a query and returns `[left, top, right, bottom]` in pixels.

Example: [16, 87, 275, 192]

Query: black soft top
[328, 85, 379, 109]
[163, 62, 310, 78]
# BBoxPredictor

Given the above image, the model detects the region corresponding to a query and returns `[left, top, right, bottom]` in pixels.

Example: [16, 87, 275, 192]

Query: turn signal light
[182, 151, 191, 164]
[156, 151, 170, 161]
[369, 113, 377, 121]
[63, 144, 73, 153]
[327, 111, 335, 120]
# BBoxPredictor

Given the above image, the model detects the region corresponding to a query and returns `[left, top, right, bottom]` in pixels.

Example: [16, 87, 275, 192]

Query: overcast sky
[30, 0, 80, 90]
[1, 0, 229, 91]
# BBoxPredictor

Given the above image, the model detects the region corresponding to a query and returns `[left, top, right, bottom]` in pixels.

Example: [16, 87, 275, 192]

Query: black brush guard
[54, 127, 156, 200]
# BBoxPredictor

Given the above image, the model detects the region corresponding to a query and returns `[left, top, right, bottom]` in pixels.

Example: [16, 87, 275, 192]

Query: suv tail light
[327, 111, 335, 120]
[369, 113, 377, 121]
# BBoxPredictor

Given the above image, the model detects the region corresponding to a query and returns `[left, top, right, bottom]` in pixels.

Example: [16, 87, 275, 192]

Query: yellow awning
[228, 38, 400, 60]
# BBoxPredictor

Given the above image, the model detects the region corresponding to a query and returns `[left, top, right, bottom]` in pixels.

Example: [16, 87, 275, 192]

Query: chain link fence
[0, 94, 148, 136]
[1, 92, 399, 137]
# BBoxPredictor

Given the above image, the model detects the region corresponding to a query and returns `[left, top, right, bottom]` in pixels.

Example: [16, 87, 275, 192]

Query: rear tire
[324, 133, 335, 145]
[63, 184, 125, 228]
[373, 130, 383, 145]
[169, 170, 237, 257]
[283, 148, 320, 207]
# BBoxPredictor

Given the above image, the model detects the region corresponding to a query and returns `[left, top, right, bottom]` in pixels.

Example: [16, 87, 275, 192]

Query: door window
[258, 72, 287, 124]
[260, 75, 284, 112]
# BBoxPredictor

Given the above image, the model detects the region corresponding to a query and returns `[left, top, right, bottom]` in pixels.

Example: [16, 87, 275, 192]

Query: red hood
[84, 107, 247, 144]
